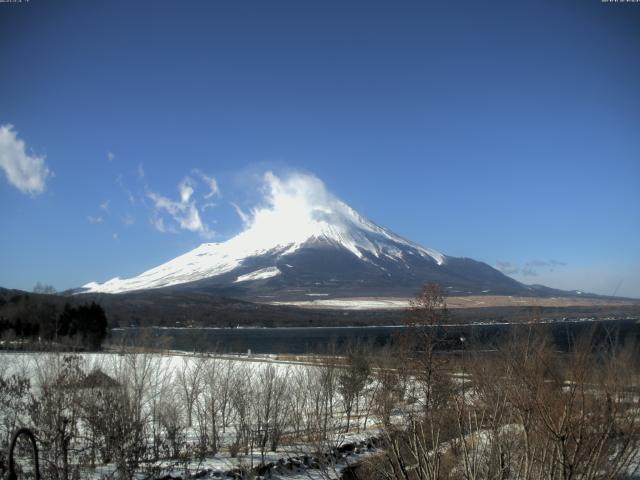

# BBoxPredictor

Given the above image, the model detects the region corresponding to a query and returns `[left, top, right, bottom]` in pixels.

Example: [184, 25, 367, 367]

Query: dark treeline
[2, 285, 639, 331]
[0, 293, 108, 350]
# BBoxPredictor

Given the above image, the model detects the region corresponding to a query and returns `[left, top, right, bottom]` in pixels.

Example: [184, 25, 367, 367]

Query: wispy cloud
[495, 261, 519, 275]
[143, 168, 222, 239]
[0, 124, 51, 195]
[496, 259, 568, 277]
[513, 264, 640, 298]
[107, 151, 115, 162]
[150, 216, 177, 234]
[193, 169, 221, 199]
[147, 177, 215, 238]
[231, 202, 250, 225]
[122, 213, 135, 225]
[526, 259, 566, 268]
[86, 201, 110, 226]
[179, 177, 195, 203]
[116, 174, 136, 205]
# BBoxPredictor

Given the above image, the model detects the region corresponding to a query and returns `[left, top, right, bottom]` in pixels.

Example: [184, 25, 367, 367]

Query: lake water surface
[110, 318, 640, 354]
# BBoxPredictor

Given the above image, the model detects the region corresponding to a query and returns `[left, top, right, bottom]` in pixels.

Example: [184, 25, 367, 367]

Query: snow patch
[271, 298, 411, 310]
[234, 267, 281, 283]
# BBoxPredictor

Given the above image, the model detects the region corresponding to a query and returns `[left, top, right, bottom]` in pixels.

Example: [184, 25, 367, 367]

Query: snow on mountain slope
[235, 267, 281, 283]
[81, 172, 445, 294]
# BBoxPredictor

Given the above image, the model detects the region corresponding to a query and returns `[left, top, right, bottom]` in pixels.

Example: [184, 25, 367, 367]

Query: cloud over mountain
[147, 173, 219, 239]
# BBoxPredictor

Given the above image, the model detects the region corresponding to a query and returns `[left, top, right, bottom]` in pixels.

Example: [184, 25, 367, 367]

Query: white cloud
[137, 163, 145, 179]
[231, 202, 250, 225]
[193, 169, 221, 199]
[205, 178, 220, 199]
[0, 124, 51, 195]
[123, 213, 135, 225]
[144, 170, 223, 239]
[87, 215, 104, 224]
[107, 151, 115, 162]
[99, 200, 110, 212]
[150, 216, 176, 234]
[227, 170, 349, 250]
[112, 233, 119, 241]
[179, 177, 195, 203]
[147, 177, 215, 238]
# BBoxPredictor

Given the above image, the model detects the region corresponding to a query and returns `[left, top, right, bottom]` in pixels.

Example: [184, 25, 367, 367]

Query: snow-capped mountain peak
[82, 172, 445, 294]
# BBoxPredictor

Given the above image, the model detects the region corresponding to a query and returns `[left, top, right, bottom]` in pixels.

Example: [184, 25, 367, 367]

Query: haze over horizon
[1, 1, 639, 298]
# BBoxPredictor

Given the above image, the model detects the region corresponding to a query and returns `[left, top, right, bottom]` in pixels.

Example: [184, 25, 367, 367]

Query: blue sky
[1, 0, 639, 297]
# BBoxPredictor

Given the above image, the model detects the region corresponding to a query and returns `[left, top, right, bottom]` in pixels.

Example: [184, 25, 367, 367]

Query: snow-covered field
[0, 351, 382, 480]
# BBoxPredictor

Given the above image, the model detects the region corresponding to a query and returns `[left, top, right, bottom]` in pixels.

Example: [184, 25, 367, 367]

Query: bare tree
[33, 282, 57, 295]
[405, 283, 450, 411]
[29, 355, 85, 480]
[0, 373, 31, 451]
[218, 358, 236, 433]
[106, 352, 170, 479]
[289, 367, 310, 439]
[338, 343, 372, 432]
[199, 357, 223, 455]
[253, 364, 290, 463]
[157, 398, 186, 459]
[229, 364, 254, 460]
[175, 356, 203, 428]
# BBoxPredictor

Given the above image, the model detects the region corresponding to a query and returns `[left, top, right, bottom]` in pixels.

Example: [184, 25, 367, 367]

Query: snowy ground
[1, 351, 382, 480]
[268, 294, 640, 310]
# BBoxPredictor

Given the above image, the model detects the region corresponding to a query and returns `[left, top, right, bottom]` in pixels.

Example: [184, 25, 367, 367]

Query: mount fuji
[80, 173, 559, 301]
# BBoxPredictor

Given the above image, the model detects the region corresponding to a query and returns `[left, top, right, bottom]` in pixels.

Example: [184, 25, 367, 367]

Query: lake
[109, 318, 640, 354]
